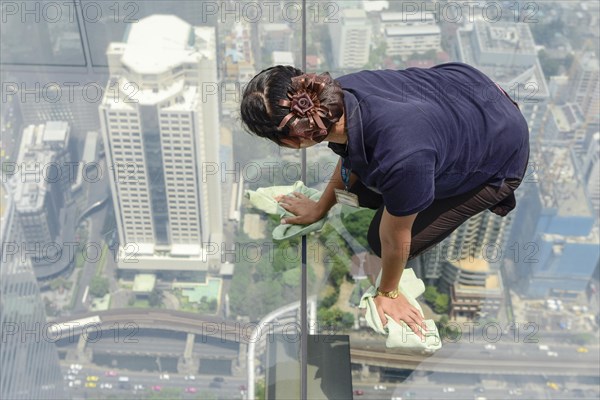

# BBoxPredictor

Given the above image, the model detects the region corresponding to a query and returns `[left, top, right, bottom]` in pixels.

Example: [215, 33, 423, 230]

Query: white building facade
[99, 15, 222, 272]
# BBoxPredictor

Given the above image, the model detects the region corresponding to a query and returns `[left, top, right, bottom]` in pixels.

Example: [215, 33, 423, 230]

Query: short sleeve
[377, 150, 436, 217]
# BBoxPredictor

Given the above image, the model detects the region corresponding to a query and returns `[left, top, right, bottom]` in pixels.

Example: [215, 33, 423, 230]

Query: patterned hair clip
[277, 72, 335, 142]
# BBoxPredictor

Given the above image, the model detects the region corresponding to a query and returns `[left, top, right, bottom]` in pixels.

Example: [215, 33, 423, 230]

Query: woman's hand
[277, 192, 325, 225]
[374, 292, 428, 340]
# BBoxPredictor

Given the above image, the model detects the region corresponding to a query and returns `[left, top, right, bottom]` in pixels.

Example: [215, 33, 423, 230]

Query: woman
[240, 63, 530, 339]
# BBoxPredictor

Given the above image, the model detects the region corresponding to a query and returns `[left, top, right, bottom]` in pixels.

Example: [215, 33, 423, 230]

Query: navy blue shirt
[329, 62, 530, 217]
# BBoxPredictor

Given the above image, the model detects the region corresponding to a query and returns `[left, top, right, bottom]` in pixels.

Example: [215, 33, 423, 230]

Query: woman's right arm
[279, 158, 358, 224]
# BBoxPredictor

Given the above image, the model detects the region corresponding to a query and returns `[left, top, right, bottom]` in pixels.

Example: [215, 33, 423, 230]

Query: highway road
[62, 363, 247, 400]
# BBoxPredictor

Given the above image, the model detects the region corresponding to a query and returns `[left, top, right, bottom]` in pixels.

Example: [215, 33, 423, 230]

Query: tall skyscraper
[99, 15, 223, 274]
[328, 9, 372, 69]
[455, 20, 550, 137]
[1, 183, 66, 400]
[507, 145, 599, 298]
[421, 208, 513, 282]
[568, 51, 600, 123]
[7, 122, 75, 279]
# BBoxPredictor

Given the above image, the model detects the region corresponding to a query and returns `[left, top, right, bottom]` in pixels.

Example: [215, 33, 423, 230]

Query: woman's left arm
[374, 207, 427, 339]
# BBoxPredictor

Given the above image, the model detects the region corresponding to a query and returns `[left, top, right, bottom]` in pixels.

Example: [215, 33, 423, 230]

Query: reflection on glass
[307, 1, 600, 400]
[1, 0, 85, 65]
[82, 0, 219, 66]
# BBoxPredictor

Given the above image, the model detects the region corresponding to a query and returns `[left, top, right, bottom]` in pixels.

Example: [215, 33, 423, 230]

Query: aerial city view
[0, 1, 598, 399]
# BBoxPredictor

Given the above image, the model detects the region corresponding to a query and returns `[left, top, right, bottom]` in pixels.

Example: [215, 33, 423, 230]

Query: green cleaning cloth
[359, 268, 443, 354]
[244, 181, 325, 241]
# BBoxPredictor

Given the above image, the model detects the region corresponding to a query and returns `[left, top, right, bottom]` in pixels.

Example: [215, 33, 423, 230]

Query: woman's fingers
[409, 307, 428, 331]
[377, 306, 388, 328]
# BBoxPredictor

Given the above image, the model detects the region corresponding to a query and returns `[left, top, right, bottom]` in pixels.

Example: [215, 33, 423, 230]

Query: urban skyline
[0, 1, 598, 399]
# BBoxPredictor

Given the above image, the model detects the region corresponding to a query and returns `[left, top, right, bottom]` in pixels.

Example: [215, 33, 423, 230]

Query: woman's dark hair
[240, 65, 344, 146]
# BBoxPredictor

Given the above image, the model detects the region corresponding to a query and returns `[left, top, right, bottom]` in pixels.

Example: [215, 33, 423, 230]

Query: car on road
[65, 375, 76, 381]
[184, 375, 196, 380]
[484, 344, 496, 350]
[84, 382, 97, 389]
[104, 370, 117, 377]
[547, 382, 560, 391]
[209, 381, 222, 389]
[403, 391, 417, 398]
[185, 387, 197, 393]
[133, 384, 144, 391]
[151, 385, 162, 392]
[352, 389, 364, 396]
[474, 386, 485, 393]
[547, 351, 559, 357]
[70, 364, 82, 371]
[577, 346, 588, 353]
[100, 383, 112, 389]
[213, 376, 225, 383]
[508, 388, 522, 395]
[159, 373, 170, 380]
[86, 376, 99, 382]
[443, 387, 456, 392]
[373, 384, 387, 390]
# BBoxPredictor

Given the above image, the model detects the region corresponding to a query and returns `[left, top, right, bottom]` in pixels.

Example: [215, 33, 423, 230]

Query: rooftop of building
[43, 121, 69, 143]
[473, 20, 536, 55]
[454, 271, 503, 293]
[363, 0, 389, 12]
[385, 25, 440, 36]
[577, 51, 600, 72]
[448, 257, 490, 273]
[132, 273, 156, 293]
[380, 12, 435, 23]
[541, 224, 600, 245]
[13, 124, 61, 212]
[342, 8, 367, 19]
[536, 145, 592, 217]
[120, 15, 215, 75]
[549, 103, 584, 131]
[456, 23, 549, 99]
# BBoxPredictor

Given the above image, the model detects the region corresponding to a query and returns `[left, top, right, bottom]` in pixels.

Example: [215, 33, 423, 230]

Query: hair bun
[277, 71, 344, 143]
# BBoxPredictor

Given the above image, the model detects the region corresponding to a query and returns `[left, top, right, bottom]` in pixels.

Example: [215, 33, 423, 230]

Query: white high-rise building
[569, 52, 599, 122]
[99, 15, 222, 272]
[329, 9, 372, 69]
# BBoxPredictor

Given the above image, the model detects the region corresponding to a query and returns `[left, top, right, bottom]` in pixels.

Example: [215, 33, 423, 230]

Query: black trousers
[348, 178, 523, 260]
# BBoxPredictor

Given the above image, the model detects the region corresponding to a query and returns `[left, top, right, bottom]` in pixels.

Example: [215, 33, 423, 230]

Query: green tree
[89, 276, 109, 298]
[342, 209, 376, 249]
[318, 307, 354, 331]
[424, 285, 438, 304]
[255, 379, 266, 400]
[328, 257, 348, 287]
[320, 287, 340, 309]
[434, 293, 449, 314]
